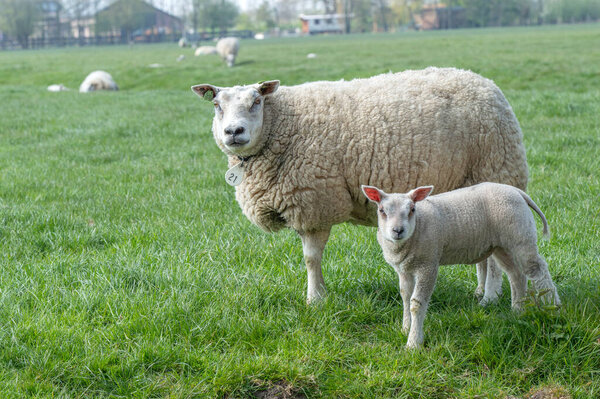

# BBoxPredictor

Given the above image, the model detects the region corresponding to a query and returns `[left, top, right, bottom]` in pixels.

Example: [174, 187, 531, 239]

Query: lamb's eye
[379, 208, 386, 216]
[254, 98, 261, 105]
[409, 206, 415, 215]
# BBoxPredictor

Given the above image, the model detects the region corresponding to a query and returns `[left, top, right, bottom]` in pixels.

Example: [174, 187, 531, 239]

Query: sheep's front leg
[406, 266, 438, 349]
[299, 228, 331, 304]
[399, 272, 415, 335]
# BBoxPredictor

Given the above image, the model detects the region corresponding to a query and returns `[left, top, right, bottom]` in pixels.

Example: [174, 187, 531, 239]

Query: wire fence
[0, 30, 254, 50]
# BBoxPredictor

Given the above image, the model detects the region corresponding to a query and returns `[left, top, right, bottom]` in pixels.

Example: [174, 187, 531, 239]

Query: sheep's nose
[392, 227, 405, 236]
[225, 126, 245, 136]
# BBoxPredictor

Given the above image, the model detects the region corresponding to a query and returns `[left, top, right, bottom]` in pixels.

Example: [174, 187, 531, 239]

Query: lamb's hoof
[405, 340, 423, 350]
[474, 286, 485, 299]
[479, 295, 499, 307]
[306, 292, 326, 305]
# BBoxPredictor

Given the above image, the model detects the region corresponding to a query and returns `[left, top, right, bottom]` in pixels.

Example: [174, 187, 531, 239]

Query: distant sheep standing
[216, 37, 239, 67]
[79, 71, 118, 93]
[362, 182, 560, 348]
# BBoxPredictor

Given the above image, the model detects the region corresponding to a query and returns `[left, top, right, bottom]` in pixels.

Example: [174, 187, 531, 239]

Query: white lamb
[195, 46, 217, 56]
[216, 37, 239, 67]
[191, 68, 529, 304]
[79, 71, 118, 93]
[361, 183, 560, 349]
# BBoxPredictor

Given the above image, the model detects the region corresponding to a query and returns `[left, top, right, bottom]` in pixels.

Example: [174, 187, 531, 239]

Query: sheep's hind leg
[492, 249, 527, 310]
[475, 261, 487, 298]
[479, 257, 503, 306]
[299, 228, 331, 304]
[514, 248, 561, 306]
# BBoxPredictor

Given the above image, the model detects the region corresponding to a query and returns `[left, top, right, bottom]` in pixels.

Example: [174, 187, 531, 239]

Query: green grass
[0, 24, 599, 398]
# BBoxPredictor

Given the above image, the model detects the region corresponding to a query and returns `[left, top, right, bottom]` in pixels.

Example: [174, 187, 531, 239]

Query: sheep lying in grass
[362, 182, 560, 349]
[216, 37, 239, 67]
[195, 46, 217, 56]
[79, 71, 118, 93]
[190, 68, 529, 304]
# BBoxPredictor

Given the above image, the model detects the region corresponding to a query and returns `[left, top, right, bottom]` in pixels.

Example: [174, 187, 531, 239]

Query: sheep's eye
[409, 206, 415, 215]
[379, 208, 386, 216]
[254, 98, 261, 105]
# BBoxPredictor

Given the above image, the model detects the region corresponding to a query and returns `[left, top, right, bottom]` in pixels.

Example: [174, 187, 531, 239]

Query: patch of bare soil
[253, 379, 307, 399]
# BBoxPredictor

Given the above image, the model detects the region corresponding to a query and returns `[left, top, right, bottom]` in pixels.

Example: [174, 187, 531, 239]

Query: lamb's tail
[516, 188, 550, 240]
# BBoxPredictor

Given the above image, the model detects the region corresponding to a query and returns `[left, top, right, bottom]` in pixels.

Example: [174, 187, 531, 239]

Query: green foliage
[95, 0, 156, 39]
[195, 0, 239, 32]
[0, 24, 599, 398]
[0, 0, 42, 48]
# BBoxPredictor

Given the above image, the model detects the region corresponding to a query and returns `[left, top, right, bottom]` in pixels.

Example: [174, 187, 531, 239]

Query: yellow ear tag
[225, 163, 244, 186]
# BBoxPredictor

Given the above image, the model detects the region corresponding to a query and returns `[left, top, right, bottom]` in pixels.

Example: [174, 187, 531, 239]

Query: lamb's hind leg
[492, 249, 527, 310]
[479, 257, 504, 306]
[299, 228, 331, 304]
[514, 247, 561, 306]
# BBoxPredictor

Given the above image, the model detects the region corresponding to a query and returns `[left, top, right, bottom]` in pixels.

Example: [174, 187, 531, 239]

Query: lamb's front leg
[398, 271, 415, 335]
[406, 265, 438, 349]
[299, 228, 331, 304]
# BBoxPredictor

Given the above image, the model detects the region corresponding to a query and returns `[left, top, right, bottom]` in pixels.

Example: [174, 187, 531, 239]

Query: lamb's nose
[225, 126, 245, 136]
[392, 227, 405, 236]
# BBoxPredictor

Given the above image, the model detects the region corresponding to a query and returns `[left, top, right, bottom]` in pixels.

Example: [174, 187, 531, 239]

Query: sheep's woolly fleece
[79, 70, 118, 92]
[216, 37, 239, 66]
[217, 68, 528, 234]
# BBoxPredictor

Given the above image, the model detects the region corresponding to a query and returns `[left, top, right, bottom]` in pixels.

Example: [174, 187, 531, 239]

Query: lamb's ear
[191, 84, 220, 101]
[362, 185, 385, 203]
[258, 80, 279, 96]
[408, 186, 434, 202]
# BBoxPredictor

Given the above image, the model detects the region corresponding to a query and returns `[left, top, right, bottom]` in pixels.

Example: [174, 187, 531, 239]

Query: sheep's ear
[362, 185, 384, 203]
[191, 84, 220, 101]
[408, 186, 434, 202]
[258, 80, 279, 96]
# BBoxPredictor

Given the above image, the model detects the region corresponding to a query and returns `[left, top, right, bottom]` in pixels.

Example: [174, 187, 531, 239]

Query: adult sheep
[191, 67, 528, 303]
[79, 70, 118, 93]
[216, 37, 239, 67]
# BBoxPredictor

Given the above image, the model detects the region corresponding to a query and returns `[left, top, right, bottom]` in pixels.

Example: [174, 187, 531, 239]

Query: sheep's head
[191, 80, 280, 157]
[361, 185, 433, 244]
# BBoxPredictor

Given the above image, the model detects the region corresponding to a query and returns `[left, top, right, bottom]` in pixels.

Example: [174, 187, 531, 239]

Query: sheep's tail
[516, 188, 550, 240]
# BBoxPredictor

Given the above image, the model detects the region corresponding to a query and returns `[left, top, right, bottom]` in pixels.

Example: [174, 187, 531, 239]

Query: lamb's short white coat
[362, 182, 560, 348]
[79, 70, 118, 93]
[191, 68, 529, 303]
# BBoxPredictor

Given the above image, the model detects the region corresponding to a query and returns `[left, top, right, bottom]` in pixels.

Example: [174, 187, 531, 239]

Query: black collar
[237, 155, 252, 166]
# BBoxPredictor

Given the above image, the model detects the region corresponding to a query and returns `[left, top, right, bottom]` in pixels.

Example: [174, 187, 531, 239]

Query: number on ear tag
[225, 163, 244, 186]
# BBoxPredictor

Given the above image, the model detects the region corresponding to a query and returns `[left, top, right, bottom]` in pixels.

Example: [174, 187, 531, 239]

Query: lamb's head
[361, 185, 434, 243]
[191, 80, 280, 157]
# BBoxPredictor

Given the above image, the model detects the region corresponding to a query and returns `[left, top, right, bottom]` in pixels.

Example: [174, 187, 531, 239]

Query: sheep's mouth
[225, 137, 249, 147]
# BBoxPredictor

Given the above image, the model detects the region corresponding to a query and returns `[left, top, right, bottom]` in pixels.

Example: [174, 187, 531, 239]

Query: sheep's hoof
[478, 296, 499, 307]
[306, 291, 326, 305]
[474, 286, 485, 299]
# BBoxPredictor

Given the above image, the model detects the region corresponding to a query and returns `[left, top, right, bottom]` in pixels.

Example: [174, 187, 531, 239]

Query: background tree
[196, 0, 239, 33]
[0, 0, 42, 48]
[95, 0, 155, 40]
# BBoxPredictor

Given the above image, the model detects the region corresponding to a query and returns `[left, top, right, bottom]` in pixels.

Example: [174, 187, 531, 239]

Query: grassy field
[0, 24, 599, 398]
